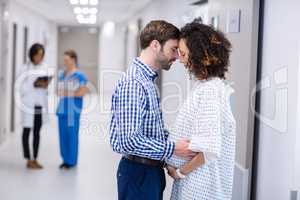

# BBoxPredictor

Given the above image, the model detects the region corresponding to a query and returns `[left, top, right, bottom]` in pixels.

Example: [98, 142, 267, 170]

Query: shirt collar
[133, 58, 158, 81]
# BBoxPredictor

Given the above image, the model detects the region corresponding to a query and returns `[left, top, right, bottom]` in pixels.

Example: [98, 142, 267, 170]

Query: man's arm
[113, 80, 175, 160]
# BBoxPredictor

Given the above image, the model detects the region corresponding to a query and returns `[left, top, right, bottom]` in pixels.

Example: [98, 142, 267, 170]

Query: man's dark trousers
[117, 157, 166, 200]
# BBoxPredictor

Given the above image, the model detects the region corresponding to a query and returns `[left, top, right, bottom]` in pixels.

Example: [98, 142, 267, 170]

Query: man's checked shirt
[109, 58, 175, 160]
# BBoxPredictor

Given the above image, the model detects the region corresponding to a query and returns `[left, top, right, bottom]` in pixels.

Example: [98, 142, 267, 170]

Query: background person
[20, 43, 51, 169]
[56, 49, 88, 169]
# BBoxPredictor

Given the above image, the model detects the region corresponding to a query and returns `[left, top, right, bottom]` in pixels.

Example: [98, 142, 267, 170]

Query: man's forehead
[164, 39, 179, 47]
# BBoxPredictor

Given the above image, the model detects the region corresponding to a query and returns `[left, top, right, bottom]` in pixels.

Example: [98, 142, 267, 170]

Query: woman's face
[178, 39, 190, 69]
[64, 55, 75, 68]
[33, 49, 44, 65]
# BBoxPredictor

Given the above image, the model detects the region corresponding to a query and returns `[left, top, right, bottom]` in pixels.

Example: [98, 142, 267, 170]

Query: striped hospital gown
[166, 78, 236, 200]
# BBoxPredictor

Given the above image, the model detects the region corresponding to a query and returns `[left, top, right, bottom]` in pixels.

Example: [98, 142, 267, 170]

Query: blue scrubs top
[56, 70, 87, 116]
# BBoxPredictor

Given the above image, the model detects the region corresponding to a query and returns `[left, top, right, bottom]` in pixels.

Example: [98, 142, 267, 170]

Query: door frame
[250, 0, 265, 199]
[10, 23, 17, 133]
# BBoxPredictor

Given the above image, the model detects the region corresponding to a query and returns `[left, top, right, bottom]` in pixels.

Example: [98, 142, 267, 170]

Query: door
[10, 23, 17, 133]
[23, 26, 28, 64]
[254, 0, 300, 199]
[0, 0, 9, 143]
[0, 0, 3, 142]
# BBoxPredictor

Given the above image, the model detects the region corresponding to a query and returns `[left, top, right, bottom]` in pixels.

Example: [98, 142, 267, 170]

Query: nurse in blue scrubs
[56, 49, 88, 169]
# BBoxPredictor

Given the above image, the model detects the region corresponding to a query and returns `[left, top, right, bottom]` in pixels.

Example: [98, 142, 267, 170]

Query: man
[109, 20, 195, 200]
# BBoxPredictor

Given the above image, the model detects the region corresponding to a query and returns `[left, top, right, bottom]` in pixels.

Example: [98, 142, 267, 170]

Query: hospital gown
[166, 78, 236, 200]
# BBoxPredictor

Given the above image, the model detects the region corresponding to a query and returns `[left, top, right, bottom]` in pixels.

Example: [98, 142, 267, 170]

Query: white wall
[0, 0, 9, 144]
[99, 22, 126, 96]
[125, 22, 139, 67]
[2, 0, 57, 136]
[57, 26, 99, 91]
[256, 0, 300, 199]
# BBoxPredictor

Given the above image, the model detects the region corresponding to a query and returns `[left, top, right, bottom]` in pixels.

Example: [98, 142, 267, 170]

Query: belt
[124, 155, 165, 168]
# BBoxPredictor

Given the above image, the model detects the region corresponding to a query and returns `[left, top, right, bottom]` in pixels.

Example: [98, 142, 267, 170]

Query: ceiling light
[89, 18, 97, 24]
[79, 0, 89, 5]
[76, 14, 84, 21]
[76, 14, 97, 24]
[89, 0, 99, 5]
[82, 7, 89, 14]
[103, 21, 115, 37]
[77, 18, 87, 24]
[73, 7, 82, 14]
[89, 7, 98, 14]
[69, 0, 79, 5]
[3, 11, 9, 20]
[90, 14, 97, 21]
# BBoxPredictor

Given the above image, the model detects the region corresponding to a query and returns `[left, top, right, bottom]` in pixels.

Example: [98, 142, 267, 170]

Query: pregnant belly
[166, 155, 189, 168]
[166, 132, 192, 168]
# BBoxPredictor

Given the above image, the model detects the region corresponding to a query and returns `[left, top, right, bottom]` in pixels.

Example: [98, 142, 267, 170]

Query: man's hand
[166, 165, 180, 180]
[174, 139, 196, 158]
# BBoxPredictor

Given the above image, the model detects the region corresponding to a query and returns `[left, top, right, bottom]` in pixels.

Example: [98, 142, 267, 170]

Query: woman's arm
[180, 152, 205, 175]
[167, 152, 205, 179]
[72, 86, 88, 97]
[63, 86, 88, 97]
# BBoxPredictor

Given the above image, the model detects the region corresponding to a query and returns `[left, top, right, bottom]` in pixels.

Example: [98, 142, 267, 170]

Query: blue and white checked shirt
[109, 58, 175, 161]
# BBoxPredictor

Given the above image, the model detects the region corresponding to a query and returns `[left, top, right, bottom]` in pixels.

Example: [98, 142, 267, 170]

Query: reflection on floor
[0, 94, 173, 200]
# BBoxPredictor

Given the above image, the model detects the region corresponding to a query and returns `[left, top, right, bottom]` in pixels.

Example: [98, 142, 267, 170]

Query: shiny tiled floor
[0, 94, 173, 200]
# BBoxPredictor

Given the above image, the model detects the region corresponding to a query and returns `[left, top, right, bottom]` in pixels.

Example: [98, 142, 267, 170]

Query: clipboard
[33, 76, 53, 88]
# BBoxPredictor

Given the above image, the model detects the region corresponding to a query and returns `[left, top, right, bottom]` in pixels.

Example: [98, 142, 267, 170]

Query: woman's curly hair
[180, 19, 232, 80]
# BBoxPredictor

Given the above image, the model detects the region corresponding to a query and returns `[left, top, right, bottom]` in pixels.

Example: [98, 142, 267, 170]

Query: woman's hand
[57, 90, 70, 97]
[57, 86, 87, 97]
[57, 90, 63, 97]
[167, 165, 180, 180]
[34, 79, 49, 88]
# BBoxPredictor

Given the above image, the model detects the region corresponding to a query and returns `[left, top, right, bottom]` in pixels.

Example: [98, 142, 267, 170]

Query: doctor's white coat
[17, 62, 52, 128]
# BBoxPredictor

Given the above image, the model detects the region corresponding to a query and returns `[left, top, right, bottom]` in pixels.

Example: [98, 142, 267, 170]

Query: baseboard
[233, 162, 250, 200]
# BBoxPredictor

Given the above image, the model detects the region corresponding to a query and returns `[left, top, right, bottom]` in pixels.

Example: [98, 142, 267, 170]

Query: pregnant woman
[166, 19, 236, 200]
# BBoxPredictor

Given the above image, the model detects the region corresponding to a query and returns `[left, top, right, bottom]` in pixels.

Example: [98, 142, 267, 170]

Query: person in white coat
[20, 43, 51, 169]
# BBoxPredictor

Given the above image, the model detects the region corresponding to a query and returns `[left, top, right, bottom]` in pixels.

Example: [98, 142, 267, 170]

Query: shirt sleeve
[77, 72, 87, 86]
[188, 85, 222, 164]
[19, 65, 29, 96]
[57, 70, 64, 80]
[114, 80, 174, 160]
[19, 65, 35, 96]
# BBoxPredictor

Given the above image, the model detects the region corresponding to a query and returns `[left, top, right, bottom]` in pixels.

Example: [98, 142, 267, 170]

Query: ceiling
[15, 0, 154, 26]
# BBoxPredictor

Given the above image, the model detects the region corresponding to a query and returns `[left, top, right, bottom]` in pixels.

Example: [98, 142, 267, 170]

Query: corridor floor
[0, 94, 173, 200]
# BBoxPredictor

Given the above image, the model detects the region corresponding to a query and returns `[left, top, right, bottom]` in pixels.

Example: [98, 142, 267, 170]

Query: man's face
[156, 39, 179, 71]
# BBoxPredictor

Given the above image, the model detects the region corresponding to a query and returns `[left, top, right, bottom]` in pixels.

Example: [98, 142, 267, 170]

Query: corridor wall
[0, 0, 57, 142]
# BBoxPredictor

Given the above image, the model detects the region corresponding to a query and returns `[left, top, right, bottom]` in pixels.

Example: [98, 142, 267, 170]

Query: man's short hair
[140, 20, 180, 50]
